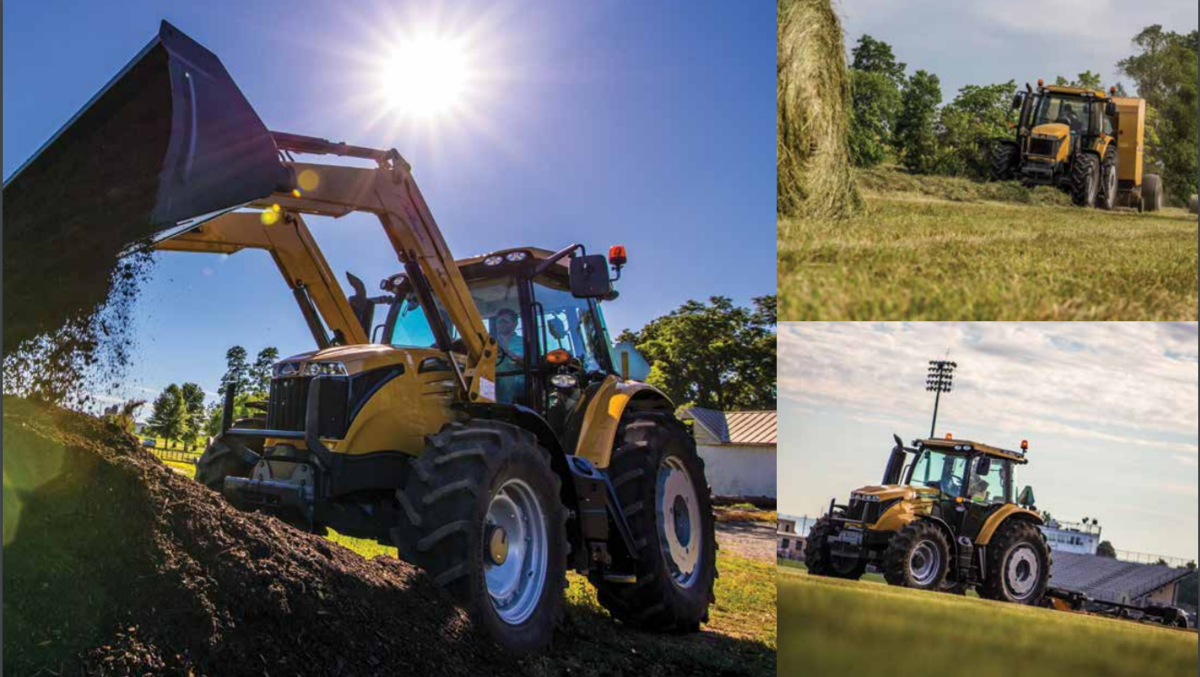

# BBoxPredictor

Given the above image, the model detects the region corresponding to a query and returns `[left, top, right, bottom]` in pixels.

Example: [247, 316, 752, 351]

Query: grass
[163, 459, 775, 675]
[714, 504, 777, 523]
[778, 166, 1199, 320]
[779, 565, 1197, 677]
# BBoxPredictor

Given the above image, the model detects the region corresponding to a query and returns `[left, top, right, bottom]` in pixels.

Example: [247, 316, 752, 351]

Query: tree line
[847, 26, 1198, 204]
[140, 345, 277, 450]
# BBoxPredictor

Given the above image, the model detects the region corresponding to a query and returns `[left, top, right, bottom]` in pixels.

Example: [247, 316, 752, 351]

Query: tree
[1118, 25, 1200, 204]
[145, 384, 186, 448]
[848, 36, 906, 168]
[1097, 540, 1117, 558]
[620, 296, 776, 411]
[936, 81, 1019, 178]
[849, 70, 901, 167]
[1054, 71, 1103, 90]
[179, 382, 207, 451]
[219, 346, 251, 397]
[1179, 570, 1198, 607]
[249, 347, 279, 397]
[850, 35, 906, 89]
[895, 70, 942, 174]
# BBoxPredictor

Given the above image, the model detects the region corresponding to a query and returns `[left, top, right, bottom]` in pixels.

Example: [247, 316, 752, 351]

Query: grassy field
[778, 167, 1199, 320]
[165, 460, 776, 675]
[779, 564, 1197, 677]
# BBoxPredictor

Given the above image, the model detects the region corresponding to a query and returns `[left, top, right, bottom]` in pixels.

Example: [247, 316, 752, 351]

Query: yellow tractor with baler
[4, 21, 717, 654]
[992, 80, 1163, 212]
[806, 434, 1052, 605]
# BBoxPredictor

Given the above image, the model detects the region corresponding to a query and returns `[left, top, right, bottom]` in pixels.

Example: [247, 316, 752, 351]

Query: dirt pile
[2, 397, 521, 677]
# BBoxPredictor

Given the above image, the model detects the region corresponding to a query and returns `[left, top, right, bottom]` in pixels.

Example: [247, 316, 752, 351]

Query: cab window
[531, 275, 605, 373]
[968, 456, 1010, 505]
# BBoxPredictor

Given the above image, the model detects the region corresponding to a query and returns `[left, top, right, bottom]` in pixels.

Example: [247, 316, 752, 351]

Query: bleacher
[1051, 551, 1191, 604]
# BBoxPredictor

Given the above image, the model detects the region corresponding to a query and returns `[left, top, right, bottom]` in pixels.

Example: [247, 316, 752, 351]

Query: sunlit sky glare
[3, 1, 774, 406]
[837, 0, 1198, 99]
[778, 322, 1199, 561]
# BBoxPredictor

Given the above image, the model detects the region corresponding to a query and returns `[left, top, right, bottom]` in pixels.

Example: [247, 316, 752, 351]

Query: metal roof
[682, 408, 776, 446]
[1048, 551, 1193, 604]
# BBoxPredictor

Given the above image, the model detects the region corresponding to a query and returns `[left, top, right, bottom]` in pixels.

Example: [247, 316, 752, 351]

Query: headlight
[505, 251, 528, 262]
[483, 255, 503, 266]
[303, 361, 348, 377]
[549, 373, 578, 389]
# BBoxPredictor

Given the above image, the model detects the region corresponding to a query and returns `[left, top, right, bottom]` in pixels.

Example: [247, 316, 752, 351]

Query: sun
[380, 33, 472, 120]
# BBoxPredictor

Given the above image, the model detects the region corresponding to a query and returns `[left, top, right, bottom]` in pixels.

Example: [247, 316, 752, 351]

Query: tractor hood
[850, 485, 941, 502]
[1030, 123, 1070, 140]
[277, 344, 456, 378]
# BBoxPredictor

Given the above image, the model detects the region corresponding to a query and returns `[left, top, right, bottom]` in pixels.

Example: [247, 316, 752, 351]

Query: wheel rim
[1105, 165, 1117, 203]
[485, 477, 548, 625]
[909, 540, 941, 585]
[1005, 543, 1040, 600]
[657, 455, 702, 588]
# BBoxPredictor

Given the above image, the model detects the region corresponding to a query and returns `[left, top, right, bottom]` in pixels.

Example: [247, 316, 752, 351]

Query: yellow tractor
[806, 435, 1051, 604]
[992, 80, 1163, 212]
[4, 21, 717, 653]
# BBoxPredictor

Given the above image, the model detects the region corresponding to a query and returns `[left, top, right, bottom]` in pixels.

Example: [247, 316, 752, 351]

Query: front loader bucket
[3, 20, 290, 351]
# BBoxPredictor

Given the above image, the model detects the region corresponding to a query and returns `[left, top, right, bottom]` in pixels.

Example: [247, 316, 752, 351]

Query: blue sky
[3, 1, 775, 405]
[778, 322, 1199, 561]
[837, 0, 1198, 100]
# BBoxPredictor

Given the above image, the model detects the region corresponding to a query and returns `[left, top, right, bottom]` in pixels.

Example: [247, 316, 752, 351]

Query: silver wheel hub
[657, 455, 702, 588]
[485, 478, 547, 625]
[909, 540, 941, 585]
[1005, 544, 1040, 599]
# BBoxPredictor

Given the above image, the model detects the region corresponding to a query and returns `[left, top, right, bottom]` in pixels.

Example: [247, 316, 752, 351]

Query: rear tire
[392, 420, 567, 654]
[1070, 154, 1099, 208]
[1097, 149, 1118, 211]
[803, 516, 867, 580]
[591, 411, 717, 633]
[195, 419, 263, 491]
[883, 520, 950, 591]
[990, 142, 1019, 181]
[979, 520, 1051, 605]
[1143, 173, 1164, 212]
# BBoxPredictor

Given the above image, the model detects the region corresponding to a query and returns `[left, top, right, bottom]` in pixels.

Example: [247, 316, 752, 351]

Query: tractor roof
[456, 246, 572, 283]
[1041, 84, 1108, 99]
[915, 437, 1029, 463]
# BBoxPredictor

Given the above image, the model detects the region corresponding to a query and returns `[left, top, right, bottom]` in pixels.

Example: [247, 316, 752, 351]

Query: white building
[681, 408, 776, 500]
[1040, 518, 1101, 555]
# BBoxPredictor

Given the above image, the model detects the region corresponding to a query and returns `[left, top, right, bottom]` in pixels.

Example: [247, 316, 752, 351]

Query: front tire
[990, 142, 1019, 181]
[591, 411, 717, 632]
[803, 516, 867, 580]
[1070, 154, 1100, 208]
[1143, 173, 1164, 212]
[392, 420, 567, 654]
[1097, 149, 1118, 211]
[883, 520, 950, 591]
[195, 419, 263, 491]
[979, 520, 1051, 605]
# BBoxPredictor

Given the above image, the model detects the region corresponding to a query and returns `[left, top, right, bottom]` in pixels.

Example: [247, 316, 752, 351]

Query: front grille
[1028, 138, 1057, 157]
[267, 376, 349, 438]
[847, 499, 881, 524]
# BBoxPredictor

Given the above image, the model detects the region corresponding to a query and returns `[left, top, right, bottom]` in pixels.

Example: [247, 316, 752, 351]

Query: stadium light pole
[926, 360, 956, 438]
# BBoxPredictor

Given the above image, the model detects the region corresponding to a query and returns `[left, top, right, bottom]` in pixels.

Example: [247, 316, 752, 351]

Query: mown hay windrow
[777, 0, 861, 219]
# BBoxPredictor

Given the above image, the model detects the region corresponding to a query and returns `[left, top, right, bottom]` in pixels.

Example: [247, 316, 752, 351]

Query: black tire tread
[979, 519, 1051, 605]
[883, 520, 950, 590]
[802, 516, 867, 580]
[1070, 153, 1099, 208]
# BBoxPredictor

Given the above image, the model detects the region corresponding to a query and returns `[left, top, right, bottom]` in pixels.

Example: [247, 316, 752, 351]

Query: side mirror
[1105, 101, 1117, 117]
[976, 456, 991, 476]
[569, 254, 614, 298]
[1018, 486, 1035, 508]
[1011, 92, 1025, 110]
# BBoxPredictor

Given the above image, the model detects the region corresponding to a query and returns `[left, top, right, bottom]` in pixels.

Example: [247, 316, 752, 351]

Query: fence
[150, 448, 201, 465]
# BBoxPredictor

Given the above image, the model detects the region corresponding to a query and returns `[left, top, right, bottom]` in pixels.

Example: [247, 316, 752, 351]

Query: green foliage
[1179, 570, 1198, 607]
[1097, 540, 1117, 558]
[849, 70, 901, 168]
[1054, 71, 1104, 90]
[249, 347, 279, 398]
[1118, 25, 1199, 204]
[178, 382, 206, 451]
[145, 384, 186, 446]
[622, 296, 776, 412]
[218, 346, 250, 397]
[935, 81, 1018, 179]
[850, 35, 906, 89]
[895, 70, 942, 174]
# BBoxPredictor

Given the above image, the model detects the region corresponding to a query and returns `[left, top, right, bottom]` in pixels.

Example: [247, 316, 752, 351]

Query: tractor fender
[912, 514, 957, 546]
[568, 375, 673, 469]
[975, 504, 1044, 546]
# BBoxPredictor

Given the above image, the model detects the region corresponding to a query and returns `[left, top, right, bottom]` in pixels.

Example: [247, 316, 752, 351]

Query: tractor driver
[493, 308, 525, 403]
[1057, 103, 1081, 133]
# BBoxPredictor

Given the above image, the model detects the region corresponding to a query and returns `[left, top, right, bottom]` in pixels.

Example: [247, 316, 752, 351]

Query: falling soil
[2, 397, 523, 677]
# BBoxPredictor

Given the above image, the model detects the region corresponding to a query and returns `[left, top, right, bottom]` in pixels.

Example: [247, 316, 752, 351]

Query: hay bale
[1189, 194, 1197, 214]
[777, 0, 862, 219]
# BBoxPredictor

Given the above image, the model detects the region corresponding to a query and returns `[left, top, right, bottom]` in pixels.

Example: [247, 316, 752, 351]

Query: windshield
[1032, 94, 1093, 135]
[384, 275, 522, 350]
[908, 449, 968, 497]
[531, 275, 606, 372]
[967, 456, 1011, 505]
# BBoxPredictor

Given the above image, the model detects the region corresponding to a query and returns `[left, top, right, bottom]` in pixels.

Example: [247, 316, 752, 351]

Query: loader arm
[153, 211, 370, 347]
